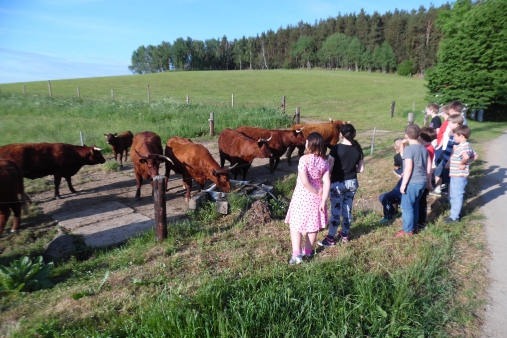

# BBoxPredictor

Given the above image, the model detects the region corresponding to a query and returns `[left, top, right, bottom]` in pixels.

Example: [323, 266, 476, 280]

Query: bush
[0, 256, 54, 292]
[397, 60, 415, 76]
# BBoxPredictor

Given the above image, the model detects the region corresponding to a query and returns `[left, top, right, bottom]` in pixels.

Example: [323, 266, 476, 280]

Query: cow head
[211, 163, 237, 193]
[257, 135, 273, 158]
[88, 146, 106, 164]
[290, 126, 306, 145]
[104, 133, 118, 145]
[135, 149, 173, 178]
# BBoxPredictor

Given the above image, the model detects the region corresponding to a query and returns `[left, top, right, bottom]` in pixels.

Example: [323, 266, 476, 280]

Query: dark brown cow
[286, 118, 347, 165]
[130, 131, 173, 201]
[218, 128, 272, 180]
[236, 126, 305, 173]
[0, 160, 31, 234]
[104, 131, 133, 166]
[0, 143, 106, 199]
[165, 137, 235, 201]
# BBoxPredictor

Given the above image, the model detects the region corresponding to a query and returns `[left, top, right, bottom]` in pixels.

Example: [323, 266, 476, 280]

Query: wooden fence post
[209, 112, 215, 136]
[47, 80, 52, 98]
[292, 107, 300, 124]
[153, 175, 167, 242]
[231, 93, 234, 108]
[147, 85, 150, 103]
[282, 95, 286, 113]
[77, 86, 80, 99]
[390, 101, 395, 117]
[186, 94, 189, 104]
[23, 85, 26, 95]
[408, 112, 414, 125]
[111, 89, 114, 101]
[370, 127, 376, 155]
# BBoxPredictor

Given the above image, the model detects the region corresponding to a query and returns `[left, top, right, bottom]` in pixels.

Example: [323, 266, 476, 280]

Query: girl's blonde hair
[305, 132, 326, 158]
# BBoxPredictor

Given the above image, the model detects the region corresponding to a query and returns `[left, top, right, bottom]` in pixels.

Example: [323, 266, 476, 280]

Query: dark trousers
[418, 188, 429, 225]
[379, 179, 402, 219]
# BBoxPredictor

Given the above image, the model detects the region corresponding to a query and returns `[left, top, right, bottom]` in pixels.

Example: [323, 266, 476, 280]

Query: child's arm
[356, 158, 365, 173]
[298, 159, 319, 195]
[400, 159, 413, 194]
[459, 152, 470, 170]
[328, 155, 335, 174]
[319, 171, 331, 213]
[426, 154, 433, 191]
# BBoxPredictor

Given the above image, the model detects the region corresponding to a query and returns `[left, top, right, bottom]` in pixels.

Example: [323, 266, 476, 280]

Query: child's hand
[317, 188, 323, 197]
[445, 162, 450, 169]
[459, 164, 466, 170]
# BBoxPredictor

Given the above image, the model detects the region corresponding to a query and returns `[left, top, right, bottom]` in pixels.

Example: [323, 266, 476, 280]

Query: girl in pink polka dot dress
[285, 132, 330, 264]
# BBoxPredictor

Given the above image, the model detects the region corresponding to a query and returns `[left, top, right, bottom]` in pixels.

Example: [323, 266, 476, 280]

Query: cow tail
[21, 193, 31, 214]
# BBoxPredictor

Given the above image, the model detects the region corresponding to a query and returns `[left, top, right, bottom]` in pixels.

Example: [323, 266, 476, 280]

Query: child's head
[420, 127, 436, 144]
[448, 100, 463, 114]
[405, 124, 421, 141]
[393, 138, 403, 152]
[426, 103, 439, 116]
[439, 104, 450, 120]
[447, 113, 464, 131]
[305, 132, 326, 157]
[453, 125, 471, 142]
[341, 123, 364, 159]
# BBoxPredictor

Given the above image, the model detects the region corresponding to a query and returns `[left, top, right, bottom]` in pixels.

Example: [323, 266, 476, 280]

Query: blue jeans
[401, 182, 426, 233]
[450, 177, 467, 220]
[328, 179, 358, 237]
[379, 179, 402, 219]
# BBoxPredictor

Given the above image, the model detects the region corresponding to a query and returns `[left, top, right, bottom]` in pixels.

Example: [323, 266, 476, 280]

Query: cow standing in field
[0, 143, 106, 199]
[165, 137, 235, 201]
[218, 128, 272, 180]
[236, 126, 305, 174]
[286, 118, 347, 165]
[104, 131, 133, 167]
[0, 160, 31, 234]
[130, 131, 173, 201]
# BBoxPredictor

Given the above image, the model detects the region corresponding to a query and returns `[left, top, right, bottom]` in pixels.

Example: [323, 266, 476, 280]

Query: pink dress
[285, 154, 329, 232]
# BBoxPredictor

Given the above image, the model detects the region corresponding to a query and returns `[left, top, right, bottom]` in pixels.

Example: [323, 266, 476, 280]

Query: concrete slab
[72, 213, 153, 248]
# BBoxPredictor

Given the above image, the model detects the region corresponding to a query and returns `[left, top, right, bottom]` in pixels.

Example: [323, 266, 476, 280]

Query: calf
[165, 137, 235, 201]
[0, 143, 106, 199]
[286, 118, 347, 165]
[130, 131, 173, 200]
[218, 128, 272, 180]
[236, 126, 305, 173]
[104, 131, 133, 166]
[0, 160, 31, 234]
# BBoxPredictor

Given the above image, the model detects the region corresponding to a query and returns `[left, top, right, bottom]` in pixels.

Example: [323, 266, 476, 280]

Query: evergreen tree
[426, 0, 507, 109]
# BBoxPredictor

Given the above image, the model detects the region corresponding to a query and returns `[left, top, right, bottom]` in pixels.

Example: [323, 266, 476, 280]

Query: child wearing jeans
[396, 124, 432, 237]
[445, 125, 478, 223]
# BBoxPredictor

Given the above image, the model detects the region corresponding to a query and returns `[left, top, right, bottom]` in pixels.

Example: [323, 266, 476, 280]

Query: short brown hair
[449, 100, 463, 113]
[405, 124, 421, 141]
[420, 127, 437, 143]
[426, 103, 439, 115]
[440, 104, 450, 116]
[447, 113, 464, 125]
[305, 132, 326, 157]
[454, 125, 471, 139]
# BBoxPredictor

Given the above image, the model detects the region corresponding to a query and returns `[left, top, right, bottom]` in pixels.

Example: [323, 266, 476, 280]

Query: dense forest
[129, 4, 448, 76]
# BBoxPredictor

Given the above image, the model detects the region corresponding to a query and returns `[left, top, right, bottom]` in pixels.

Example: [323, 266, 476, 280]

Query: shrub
[0, 256, 53, 292]
[397, 60, 415, 76]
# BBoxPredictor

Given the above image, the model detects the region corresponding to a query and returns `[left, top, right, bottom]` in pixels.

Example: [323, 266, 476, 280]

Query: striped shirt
[441, 135, 456, 165]
[449, 142, 477, 177]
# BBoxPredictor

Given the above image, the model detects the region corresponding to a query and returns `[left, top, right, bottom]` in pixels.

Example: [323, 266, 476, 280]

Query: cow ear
[104, 134, 107, 137]
[114, 133, 117, 136]
[212, 169, 218, 177]
[139, 159, 147, 164]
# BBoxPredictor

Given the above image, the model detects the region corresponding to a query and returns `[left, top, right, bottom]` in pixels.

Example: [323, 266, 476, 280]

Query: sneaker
[289, 255, 303, 265]
[444, 217, 459, 224]
[395, 230, 413, 237]
[380, 217, 391, 225]
[300, 249, 315, 259]
[416, 224, 427, 232]
[337, 232, 349, 243]
[318, 236, 335, 247]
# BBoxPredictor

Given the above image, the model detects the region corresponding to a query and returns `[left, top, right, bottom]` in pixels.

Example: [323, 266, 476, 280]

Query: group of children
[285, 101, 478, 264]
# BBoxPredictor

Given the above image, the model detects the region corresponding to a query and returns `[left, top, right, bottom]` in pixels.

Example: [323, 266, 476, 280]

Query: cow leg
[297, 145, 305, 156]
[135, 174, 143, 200]
[286, 145, 295, 166]
[119, 151, 123, 167]
[242, 163, 251, 181]
[183, 178, 192, 202]
[219, 151, 226, 168]
[10, 203, 21, 232]
[270, 157, 280, 174]
[65, 176, 77, 193]
[0, 209, 10, 234]
[54, 175, 63, 199]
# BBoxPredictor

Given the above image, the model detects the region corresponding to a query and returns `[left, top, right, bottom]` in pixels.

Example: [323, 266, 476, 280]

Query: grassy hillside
[0, 70, 428, 127]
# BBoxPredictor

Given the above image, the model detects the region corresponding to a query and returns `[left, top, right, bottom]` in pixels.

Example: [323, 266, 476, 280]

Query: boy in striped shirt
[445, 125, 478, 223]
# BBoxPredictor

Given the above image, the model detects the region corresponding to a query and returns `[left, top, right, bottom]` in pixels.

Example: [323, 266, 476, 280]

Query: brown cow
[236, 126, 305, 174]
[130, 131, 173, 201]
[286, 118, 347, 165]
[165, 137, 235, 201]
[218, 128, 272, 180]
[0, 143, 106, 199]
[104, 131, 133, 166]
[0, 160, 31, 234]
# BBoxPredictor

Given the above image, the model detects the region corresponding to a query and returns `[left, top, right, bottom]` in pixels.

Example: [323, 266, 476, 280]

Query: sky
[0, 0, 451, 84]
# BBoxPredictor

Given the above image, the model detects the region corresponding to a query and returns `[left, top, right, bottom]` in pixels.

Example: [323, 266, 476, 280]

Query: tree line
[129, 4, 447, 76]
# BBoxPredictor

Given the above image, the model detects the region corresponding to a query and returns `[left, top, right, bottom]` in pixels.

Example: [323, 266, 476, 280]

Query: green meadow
[1, 70, 506, 337]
